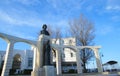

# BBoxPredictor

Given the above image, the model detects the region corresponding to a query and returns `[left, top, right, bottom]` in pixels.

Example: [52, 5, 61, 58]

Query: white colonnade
[0, 32, 103, 76]
[0, 32, 36, 76]
[52, 45, 103, 75]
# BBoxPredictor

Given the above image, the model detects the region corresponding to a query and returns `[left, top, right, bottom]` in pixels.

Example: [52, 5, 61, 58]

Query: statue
[41, 24, 51, 66]
[43, 40, 51, 66]
[40, 24, 50, 36]
[31, 24, 55, 76]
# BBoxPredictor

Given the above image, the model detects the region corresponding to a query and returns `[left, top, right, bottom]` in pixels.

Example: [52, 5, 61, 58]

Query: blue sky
[0, 0, 120, 66]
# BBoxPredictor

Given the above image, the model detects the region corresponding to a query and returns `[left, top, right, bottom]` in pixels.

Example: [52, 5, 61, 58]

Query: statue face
[43, 24, 47, 30]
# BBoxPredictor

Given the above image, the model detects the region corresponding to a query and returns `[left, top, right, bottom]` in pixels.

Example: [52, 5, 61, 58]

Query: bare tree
[48, 25, 62, 55]
[69, 14, 95, 73]
[47, 25, 62, 43]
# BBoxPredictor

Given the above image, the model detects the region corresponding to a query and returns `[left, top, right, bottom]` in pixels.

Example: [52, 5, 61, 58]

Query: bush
[62, 69, 77, 74]
[9, 69, 32, 75]
[23, 69, 32, 75]
[9, 69, 16, 75]
[68, 69, 77, 73]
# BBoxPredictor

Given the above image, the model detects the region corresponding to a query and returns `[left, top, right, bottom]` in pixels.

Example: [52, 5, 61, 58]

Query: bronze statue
[41, 24, 51, 66]
[40, 24, 50, 36]
[43, 40, 51, 65]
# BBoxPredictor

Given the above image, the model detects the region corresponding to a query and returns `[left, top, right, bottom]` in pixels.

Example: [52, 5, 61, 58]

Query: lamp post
[100, 52, 104, 71]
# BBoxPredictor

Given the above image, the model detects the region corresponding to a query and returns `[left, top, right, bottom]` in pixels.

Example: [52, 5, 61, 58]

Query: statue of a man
[40, 24, 50, 36]
[40, 24, 51, 66]
[43, 40, 51, 65]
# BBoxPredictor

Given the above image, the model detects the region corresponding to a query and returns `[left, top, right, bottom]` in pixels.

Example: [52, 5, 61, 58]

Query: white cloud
[0, 10, 44, 27]
[49, 20, 68, 28]
[46, 0, 82, 14]
[111, 16, 120, 22]
[10, 0, 41, 5]
[1, 28, 36, 40]
[106, 0, 120, 11]
[46, 0, 58, 8]
[0, 11, 15, 23]
[96, 26, 114, 35]
[106, 5, 120, 10]
[12, 32, 36, 40]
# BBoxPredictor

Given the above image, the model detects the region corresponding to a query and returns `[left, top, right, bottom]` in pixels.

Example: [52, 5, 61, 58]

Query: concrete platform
[62, 72, 120, 76]
[62, 74, 120, 76]
[10, 72, 120, 76]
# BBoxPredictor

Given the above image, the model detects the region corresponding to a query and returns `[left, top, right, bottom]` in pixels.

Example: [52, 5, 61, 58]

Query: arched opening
[51, 46, 60, 69]
[12, 42, 33, 75]
[80, 47, 98, 73]
[51, 48, 56, 66]
[51, 45, 102, 75]
[0, 38, 8, 74]
[62, 47, 77, 74]
[12, 54, 21, 69]
[14, 42, 31, 50]
[14, 42, 33, 68]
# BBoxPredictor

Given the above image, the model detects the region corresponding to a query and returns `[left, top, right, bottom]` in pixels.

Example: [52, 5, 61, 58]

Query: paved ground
[10, 74, 120, 76]
[63, 74, 120, 76]
[62, 72, 120, 76]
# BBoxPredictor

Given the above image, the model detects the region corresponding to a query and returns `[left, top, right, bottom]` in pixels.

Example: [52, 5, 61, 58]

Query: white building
[0, 49, 33, 70]
[0, 37, 77, 72]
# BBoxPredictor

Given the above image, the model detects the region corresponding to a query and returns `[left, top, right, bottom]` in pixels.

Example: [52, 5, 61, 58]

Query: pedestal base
[43, 66, 55, 76]
[31, 66, 55, 76]
[31, 68, 45, 76]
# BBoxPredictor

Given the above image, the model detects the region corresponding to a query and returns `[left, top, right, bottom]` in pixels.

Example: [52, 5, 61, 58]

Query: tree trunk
[83, 49, 87, 73]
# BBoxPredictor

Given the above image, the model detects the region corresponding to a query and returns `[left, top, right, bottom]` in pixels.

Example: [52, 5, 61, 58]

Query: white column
[20, 53, 24, 70]
[32, 46, 37, 71]
[31, 47, 39, 76]
[1, 41, 14, 76]
[25, 50, 28, 69]
[56, 49, 62, 76]
[76, 50, 82, 74]
[94, 48, 103, 73]
[37, 35, 44, 68]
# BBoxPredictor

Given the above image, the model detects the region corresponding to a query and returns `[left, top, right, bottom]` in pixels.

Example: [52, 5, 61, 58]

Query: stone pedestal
[31, 70, 38, 76]
[31, 66, 55, 76]
[44, 66, 55, 76]
[31, 68, 45, 76]
[31, 34, 56, 76]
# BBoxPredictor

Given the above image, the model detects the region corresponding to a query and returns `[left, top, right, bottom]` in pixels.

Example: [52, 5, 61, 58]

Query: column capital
[8, 39, 16, 44]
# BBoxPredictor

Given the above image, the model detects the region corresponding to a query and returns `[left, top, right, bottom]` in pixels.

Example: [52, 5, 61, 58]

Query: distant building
[103, 61, 120, 72]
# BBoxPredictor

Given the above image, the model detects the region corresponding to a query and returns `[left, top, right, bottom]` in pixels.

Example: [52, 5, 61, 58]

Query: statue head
[40, 24, 50, 36]
[42, 24, 47, 30]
